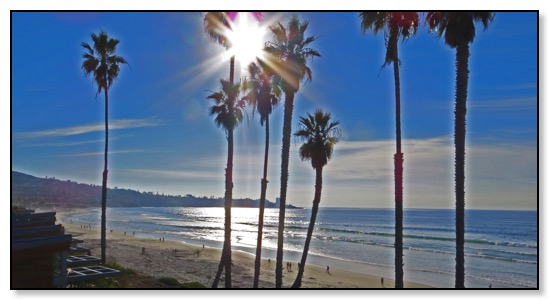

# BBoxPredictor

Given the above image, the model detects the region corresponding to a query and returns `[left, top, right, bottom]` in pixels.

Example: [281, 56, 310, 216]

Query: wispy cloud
[128, 168, 219, 180]
[61, 150, 144, 157]
[21, 138, 118, 148]
[469, 97, 537, 111]
[492, 83, 537, 91]
[17, 119, 162, 139]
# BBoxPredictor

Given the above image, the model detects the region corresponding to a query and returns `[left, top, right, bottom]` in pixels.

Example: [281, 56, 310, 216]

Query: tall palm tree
[206, 79, 246, 288]
[242, 61, 281, 288]
[290, 109, 340, 288]
[81, 30, 128, 265]
[204, 13, 262, 287]
[359, 12, 418, 289]
[426, 12, 494, 289]
[264, 15, 320, 288]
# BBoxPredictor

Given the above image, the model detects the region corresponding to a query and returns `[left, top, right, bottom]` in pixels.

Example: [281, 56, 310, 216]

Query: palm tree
[206, 79, 246, 288]
[264, 15, 320, 288]
[242, 61, 281, 288]
[81, 30, 128, 265]
[426, 12, 494, 289]
[290, 109, 340, 288]
[359, 12, 418, 289]
[204, 13, 262, 287]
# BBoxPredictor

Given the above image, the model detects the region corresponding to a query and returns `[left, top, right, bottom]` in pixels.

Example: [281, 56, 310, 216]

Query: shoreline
[56, 208, 432, 288]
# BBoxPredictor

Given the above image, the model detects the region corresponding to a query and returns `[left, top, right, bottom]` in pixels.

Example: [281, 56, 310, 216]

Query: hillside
[11, 171, 298, 209]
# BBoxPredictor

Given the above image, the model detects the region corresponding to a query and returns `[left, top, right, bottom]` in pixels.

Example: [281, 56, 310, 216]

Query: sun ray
[223, 13, 268, 74]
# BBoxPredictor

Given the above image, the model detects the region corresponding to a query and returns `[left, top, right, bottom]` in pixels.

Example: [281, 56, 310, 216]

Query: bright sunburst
[224, 13, 267, 72]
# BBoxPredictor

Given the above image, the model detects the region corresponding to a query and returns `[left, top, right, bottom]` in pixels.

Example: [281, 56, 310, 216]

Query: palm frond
[426, 12, 495, 48]
[206, 78, 246, 132]
[81, 30, 128, 96]
[265, 16, 319, 93]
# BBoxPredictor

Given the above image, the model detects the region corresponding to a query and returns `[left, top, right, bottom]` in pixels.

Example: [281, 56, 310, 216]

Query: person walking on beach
[381, 277, 384, 288]
[326, 266, 330, 274]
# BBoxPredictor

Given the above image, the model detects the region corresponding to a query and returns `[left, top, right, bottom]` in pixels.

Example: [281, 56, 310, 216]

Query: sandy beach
[57, 209, 431, 289]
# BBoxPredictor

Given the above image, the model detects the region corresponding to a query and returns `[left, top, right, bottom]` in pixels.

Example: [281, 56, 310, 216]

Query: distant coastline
[11, 170, 300, 209]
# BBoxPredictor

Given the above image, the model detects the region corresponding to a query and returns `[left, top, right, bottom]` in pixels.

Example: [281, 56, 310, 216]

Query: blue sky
[10, 11, 537, 210]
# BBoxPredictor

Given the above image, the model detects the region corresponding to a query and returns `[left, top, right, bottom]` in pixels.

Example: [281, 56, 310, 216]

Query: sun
[224, 13, 267, 72]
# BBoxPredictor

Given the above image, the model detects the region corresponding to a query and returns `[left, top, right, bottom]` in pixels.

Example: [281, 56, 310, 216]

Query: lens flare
[224, 13, 267, 72]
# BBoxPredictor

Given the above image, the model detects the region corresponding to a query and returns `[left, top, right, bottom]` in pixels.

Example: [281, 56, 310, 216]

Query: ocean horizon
[61, 207, 538, 288]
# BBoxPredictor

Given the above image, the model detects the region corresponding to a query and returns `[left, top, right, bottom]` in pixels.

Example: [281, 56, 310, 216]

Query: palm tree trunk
[100, 87, 109, 265]
[230, 55, 235, 84]
[391, 31, 404, 289]
[212, 54, 237, 288]
[454, 42, 469, 289]
[253, 116, 270, 288]
[224, 127, 234, 288]
[276, 90, 295, 288]
[292, 166, 323, 289]
[211, 248, 225, 288]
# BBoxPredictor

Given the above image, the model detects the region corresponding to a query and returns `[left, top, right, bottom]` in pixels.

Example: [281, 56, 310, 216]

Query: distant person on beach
[268, 258, 271, 263]
[381, 277, 384, 287]
[326, 266, 330, 274]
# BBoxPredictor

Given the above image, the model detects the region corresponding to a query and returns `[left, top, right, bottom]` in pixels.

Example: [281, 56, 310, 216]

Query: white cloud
[16, 119, 162, 139]
[61, 149, 144, 157]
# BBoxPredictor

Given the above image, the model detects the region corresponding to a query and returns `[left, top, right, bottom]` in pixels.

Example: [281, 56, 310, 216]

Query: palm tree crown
[81, 31, 128, 95]
[294, 109, 341, 170]
[426, 12, 495, 48]
[207, 79, 245, 132]
[242, 62, 281, 125]
[204, 12, 232, 49]
[359, 12, 418, 66]
[264, 15, 321, 92]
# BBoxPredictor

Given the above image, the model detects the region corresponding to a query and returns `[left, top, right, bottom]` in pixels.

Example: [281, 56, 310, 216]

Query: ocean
[63, 207, 538, 288]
